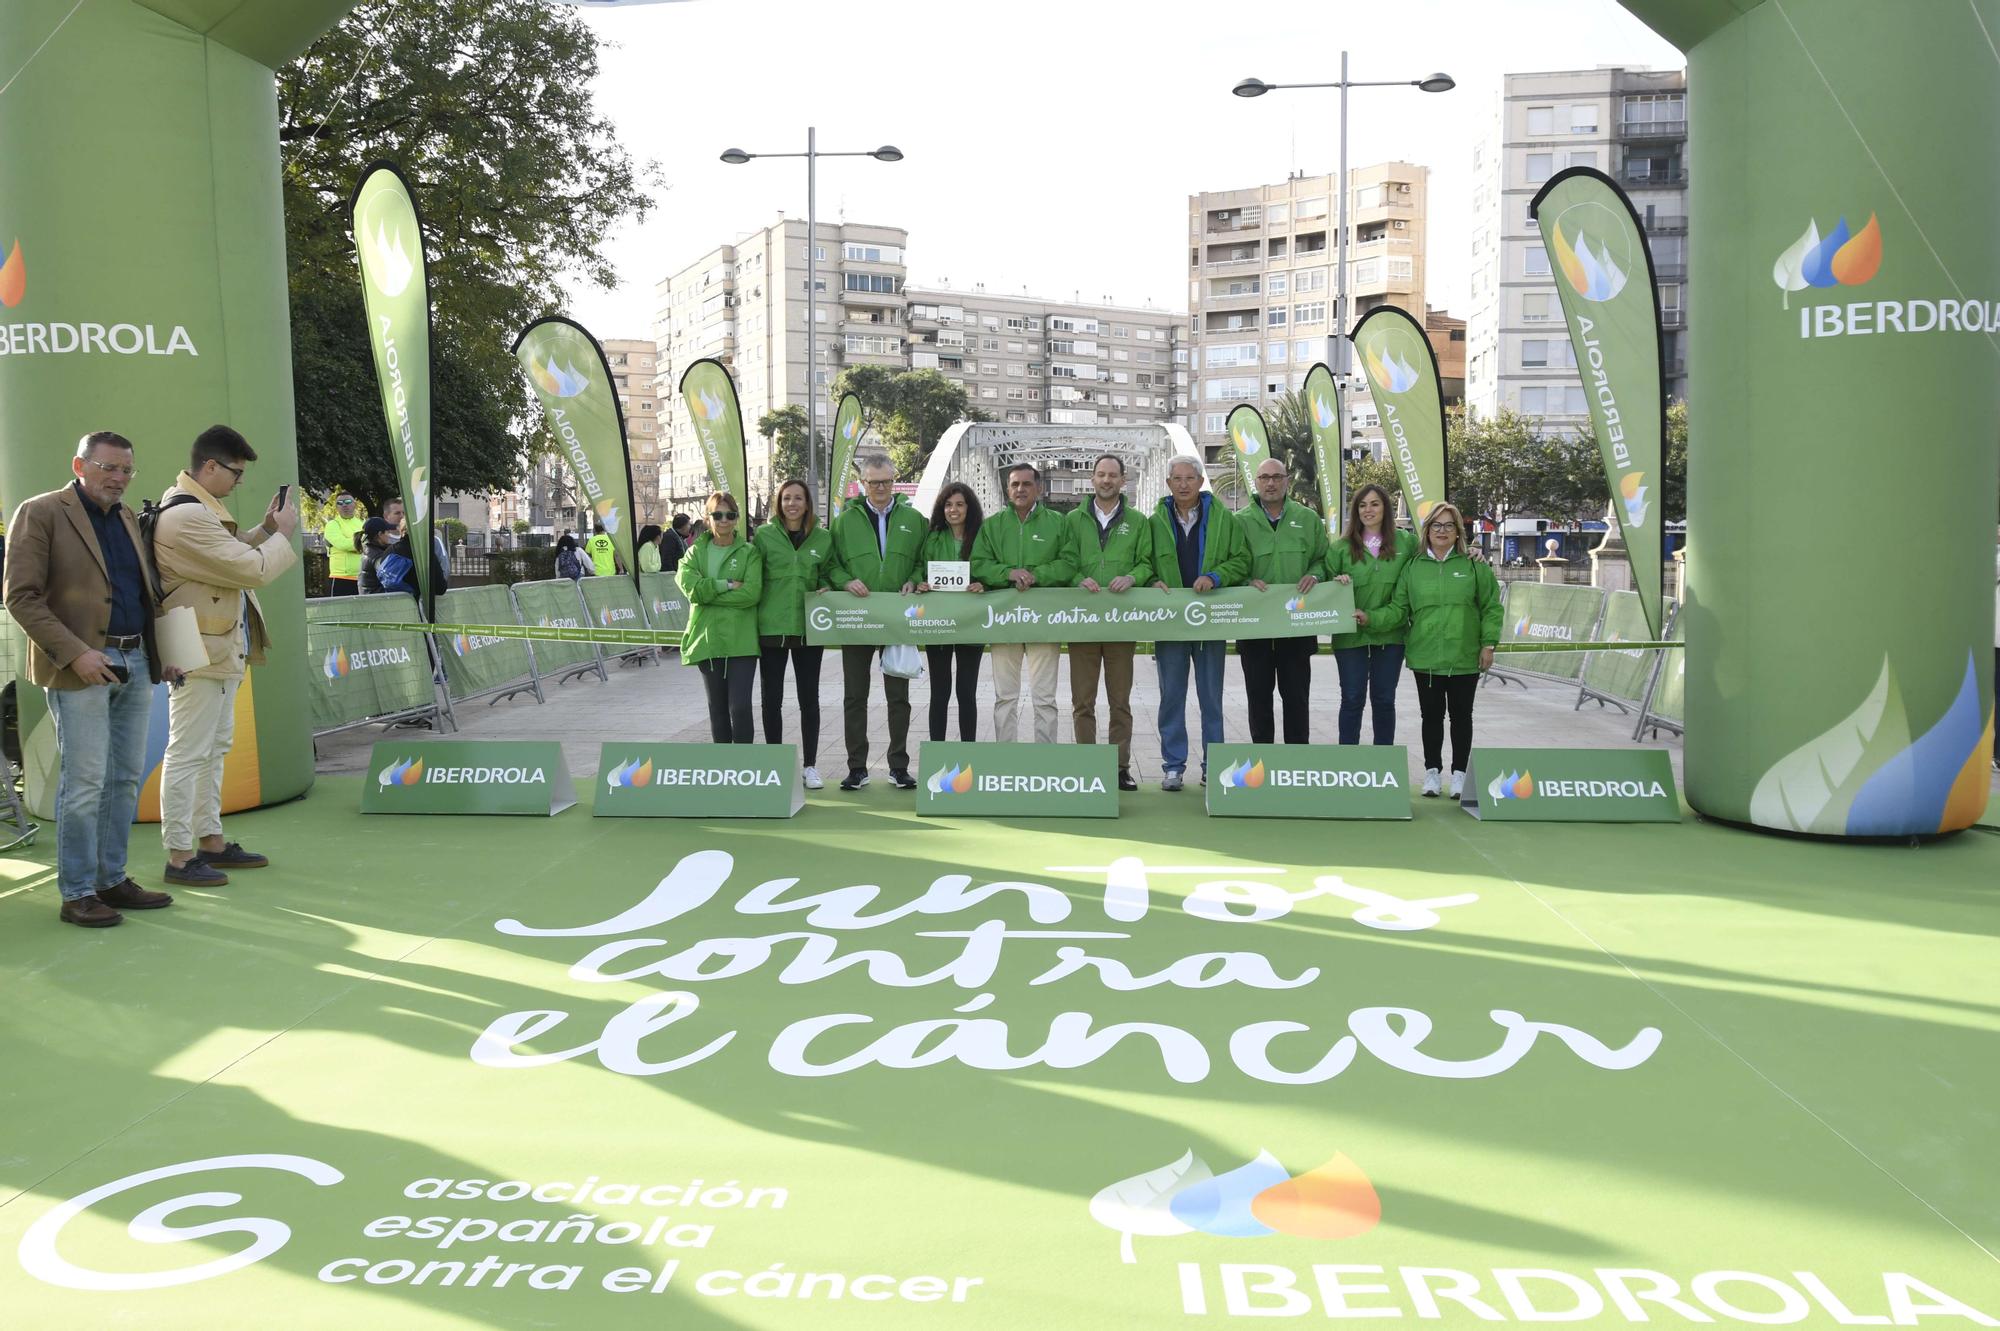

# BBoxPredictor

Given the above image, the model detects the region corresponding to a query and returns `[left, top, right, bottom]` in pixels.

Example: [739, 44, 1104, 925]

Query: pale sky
[560, 0, 1683, 340]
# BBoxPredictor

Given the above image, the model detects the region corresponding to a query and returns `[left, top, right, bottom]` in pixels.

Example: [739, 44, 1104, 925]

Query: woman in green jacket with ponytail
[1361, 501, 1500, 799]
[754, 479, 834, 786]
[1325, 483, 1418, 746]
[676, 491, 764, 743]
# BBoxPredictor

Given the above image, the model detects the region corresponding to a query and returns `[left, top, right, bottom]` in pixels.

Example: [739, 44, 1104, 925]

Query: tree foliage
[757, 406, 812, 493]
[1448, 408, 1607, 528]
[278, 0, 655, 509]
[830, 366, 989, 479]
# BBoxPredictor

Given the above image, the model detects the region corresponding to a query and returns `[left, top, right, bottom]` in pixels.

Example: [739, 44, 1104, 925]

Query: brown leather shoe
[60, 895, 122, 928]
[99, 878, 173, 910]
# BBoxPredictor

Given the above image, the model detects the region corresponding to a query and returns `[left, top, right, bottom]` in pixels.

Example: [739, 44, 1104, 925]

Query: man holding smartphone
[4, 431, 186, 927]
[152, 425, 297, 888]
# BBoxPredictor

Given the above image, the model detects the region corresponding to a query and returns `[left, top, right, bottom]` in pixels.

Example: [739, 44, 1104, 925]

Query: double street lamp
[720, 130, 903, 504]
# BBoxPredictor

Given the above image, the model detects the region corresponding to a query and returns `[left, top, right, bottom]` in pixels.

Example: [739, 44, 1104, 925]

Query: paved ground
[314, 645, 1688, 787]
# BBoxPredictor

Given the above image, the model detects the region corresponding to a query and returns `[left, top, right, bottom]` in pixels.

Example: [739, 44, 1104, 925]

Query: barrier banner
[577, 575, 651, 657]
[305, 594, 434, 731]
[915, 742, 1119, 818]
[829, 392, 865, 521]
[360, 741, 576, 816]
[514, 317, 637, 579]
[434, 586, 535, 702]
[1302, 363, 1345, 535]
[1224, 403, 1273, 504]
[1203, 744, 1411, 820]
[805, 583, 1355, 647]
[1498, 582, 1605, 681]
[1580, 591, 1672, 704]
[1643, 613, 1688, 731]
[678, 357, 748, 505]
[509, 579, 600, 679]
[349, 163, 435, 607]
[595, 743, 802, 818]
[639, 572, 689, 635]
[1531, 168, 1667, 638]
[1461, 747, 1680, 822]
[1350, 305, 1448, 525]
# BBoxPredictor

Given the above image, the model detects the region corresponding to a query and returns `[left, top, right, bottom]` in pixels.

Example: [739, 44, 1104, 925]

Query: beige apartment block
[653, 218, 909, 516]
[1185, 161, 1430, 475]
[1465, 66, 1687, 430]
[905, 285, 1183, 413]
[601, 338, 664, 526]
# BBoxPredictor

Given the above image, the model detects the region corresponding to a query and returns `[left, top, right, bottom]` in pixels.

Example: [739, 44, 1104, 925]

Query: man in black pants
[1233, 459, 1330, 745]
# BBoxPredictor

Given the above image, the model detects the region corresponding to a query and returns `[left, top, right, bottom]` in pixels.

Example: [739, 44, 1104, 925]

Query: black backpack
[137, 493, 201, 602]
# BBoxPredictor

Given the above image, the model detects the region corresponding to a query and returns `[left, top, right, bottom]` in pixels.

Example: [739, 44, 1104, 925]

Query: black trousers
[841, 645, 910, 773]
[1413, 669, 1479, 773]
[1239, 637, 1316, 744]
[925, 644, 983, 742]
[697, 656, 758, 743]
[327, 577, 358, 596]
[759, 636, 823, 766]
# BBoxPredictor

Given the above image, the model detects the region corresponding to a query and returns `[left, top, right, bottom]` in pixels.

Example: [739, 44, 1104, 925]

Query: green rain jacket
[753, 522, 835, 637]
[676, 534, 763, 664]
[1371, 544, 1502, 674]
[826, 496, 929, 593]
[1146, 494, 1250, 589]
[1234, 498, 1331, 587]
[1326, 527, 1419, 650]
[917, 526, 977, 585]
[1064, 499, 1155, 587]
[971, 504, 1076, 589]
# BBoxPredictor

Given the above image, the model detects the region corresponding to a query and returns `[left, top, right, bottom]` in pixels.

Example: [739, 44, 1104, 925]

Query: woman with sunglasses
[754, 478, 834, 787]
[1360, 501, 1499, 799]
[676, 491, 764, 743]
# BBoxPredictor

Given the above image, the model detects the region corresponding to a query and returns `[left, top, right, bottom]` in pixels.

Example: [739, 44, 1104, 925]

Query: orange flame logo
[0, 240, 23, 308]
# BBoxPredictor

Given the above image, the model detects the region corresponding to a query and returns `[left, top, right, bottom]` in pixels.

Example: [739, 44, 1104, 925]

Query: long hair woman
[1325, 483, 1417, 745]
[906, 481, 986, 741]
[675, 491, 764, 742]
[753, 478, 835, 787]
[635, 523, 665, 574]
[1361, 500, 1500, 798]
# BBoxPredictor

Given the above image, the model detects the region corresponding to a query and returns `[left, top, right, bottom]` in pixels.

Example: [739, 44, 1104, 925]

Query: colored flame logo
[1091, 1149, 1381, 1263]
[926, 764, 975, 794]
[594, 498, 622, 537]
[0, 239, 23, 308]
[599, 608, 615, 627]
[408, 465, 430, 522]
[1219, 758, 1266, 789]
[531, 355, 590, 399]
[365, 216, 416, 298]
[1284, 595, 1307, 613]
[1550, 220, 1629, 302]
[1486, 770, 1534, 801]
[690, 388, 728, 421]
[322, 646, 350, 679]
[1620, 471, 1650, 527]
[606, 757, 655, 789]
[903, 604, 926, 620]
[1365, 344, 1420, 394]
[376, 757, 425, 787]
[449, 633, 470, 657]
[1230, 423, 1263, 456]
[841, 414, 859, 441]
[1311, 392, 1336, 430]
[1512, 615, 1531, 638]
[1773, 213, 1881, 306]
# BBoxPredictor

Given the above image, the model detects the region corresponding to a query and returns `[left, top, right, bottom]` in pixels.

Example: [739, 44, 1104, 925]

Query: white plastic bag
[880, 643, 924, 680]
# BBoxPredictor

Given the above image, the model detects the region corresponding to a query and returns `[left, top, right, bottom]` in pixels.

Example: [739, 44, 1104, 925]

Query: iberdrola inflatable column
[1620, 0, 1998, 837]
[0, 0, 354, 816]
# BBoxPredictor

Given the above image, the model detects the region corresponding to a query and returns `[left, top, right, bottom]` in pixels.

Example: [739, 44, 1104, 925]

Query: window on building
[1569, 103, 1599, 133]
[1113, 325, 1128, 337]
[983, 337, 1000, 350]
[1297, 197, 1329, 219]
[1006, 363, 1025, 377]
[1659, 283, 1684, 321]
[1527, 106, 1555, 135]
[1267, 308, 1288, 327]
[1564, 386, 1589, 414]
[1266, 273, 1288, 298]
[843, 243, 902, 264]
[1623, 92, 1686, 128]
[1568, 149, 1597, 170]
[843, 272, 900, 294]
[980, 385, 999, 399]
[1521, 339, 1550, 368]
[1006, 317, 1026, 331]
[1526, 153, 1554, 184]
[1353, 258, 1383, 285]
[1293, 302, 1327, 324]
[1267, 202, 1289, 224]
[1525, 245, 1551, 276]
[1007, 340, 1024, 353]
[1112, 348, 1129, 361]
[1523, 292, 1553, 321]
[1204, 413, 1227, 433]
[1520, 386, 1548, 414]
[1027, 388, 1041, 400]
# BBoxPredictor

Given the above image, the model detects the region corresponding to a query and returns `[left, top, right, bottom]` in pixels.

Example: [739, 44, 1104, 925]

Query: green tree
[828, 366, 988, 479]
[1264, 391, 1323, 508]
[279, 0, 655, 509]
[1664, 399, 1688, 523]
[757, 406, 812, 494]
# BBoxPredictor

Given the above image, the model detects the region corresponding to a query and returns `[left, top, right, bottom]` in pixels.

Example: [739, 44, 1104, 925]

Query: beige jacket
[152, 470, 297, 680]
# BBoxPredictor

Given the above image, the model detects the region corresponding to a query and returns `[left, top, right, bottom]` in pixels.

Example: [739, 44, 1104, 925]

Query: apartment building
[1465, 66, 1688, 429]
[1186, 162, 1430, 468]
[602, 337, 664, 527]
[652, 218, 910, 512]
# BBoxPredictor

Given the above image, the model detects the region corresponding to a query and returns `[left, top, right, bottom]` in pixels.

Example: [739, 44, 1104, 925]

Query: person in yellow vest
[585, 521, 619, 577]
[320, 491, 365, 596]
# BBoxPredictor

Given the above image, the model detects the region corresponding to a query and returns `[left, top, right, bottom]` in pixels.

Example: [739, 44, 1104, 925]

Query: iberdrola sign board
[915, 743, 1119, 817]
[595, 744, 802, 818]
[360, 741, 576, 816]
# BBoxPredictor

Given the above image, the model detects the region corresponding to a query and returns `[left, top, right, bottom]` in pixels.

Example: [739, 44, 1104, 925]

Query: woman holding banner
[676, 492, 764, 744]
[1326, 484, 1417, 746]
[906, 482, 985, 742]
[755, 480, 834, 788]
[1362, 501, 1499, 799]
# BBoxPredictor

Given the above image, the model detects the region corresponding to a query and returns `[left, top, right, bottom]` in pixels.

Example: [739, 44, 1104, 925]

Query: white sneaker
[802, 766, 823, 790]
[1421, 768, 1442, 798]
[1449, 770, 1465, 799]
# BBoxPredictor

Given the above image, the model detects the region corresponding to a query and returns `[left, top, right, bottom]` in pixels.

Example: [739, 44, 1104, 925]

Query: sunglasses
[710, 510, 739, 521]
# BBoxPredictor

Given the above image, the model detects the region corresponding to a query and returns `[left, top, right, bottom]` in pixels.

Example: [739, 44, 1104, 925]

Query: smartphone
[108, 663, 129, 684]
[276, 483, 292, 508]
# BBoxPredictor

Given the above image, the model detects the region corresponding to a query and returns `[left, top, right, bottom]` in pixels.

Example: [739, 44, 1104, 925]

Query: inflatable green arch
[1, 0, 1992, 837]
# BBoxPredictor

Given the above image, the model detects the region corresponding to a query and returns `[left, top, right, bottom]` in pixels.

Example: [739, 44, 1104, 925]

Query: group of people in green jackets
[677, 452, 1500, 799]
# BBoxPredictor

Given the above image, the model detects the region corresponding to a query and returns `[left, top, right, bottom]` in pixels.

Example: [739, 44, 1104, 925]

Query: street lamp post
[720, 131, 903, 506]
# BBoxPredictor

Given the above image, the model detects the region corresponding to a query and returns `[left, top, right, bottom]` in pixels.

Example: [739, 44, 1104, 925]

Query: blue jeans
[46, 644, 153, 902]
[1334, 644, 1405, 745]
[1156, 640, 1225, 776]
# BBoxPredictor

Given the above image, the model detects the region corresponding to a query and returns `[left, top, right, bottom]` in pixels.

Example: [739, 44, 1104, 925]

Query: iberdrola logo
[903, 604, 926, 620]
[1772, 212, 1881, 309]
[361, 203, 417, 299]
[1548, 204, 1631, 303]
[690, 387, 728, 422]
[606, 757, 654, 789]
[407, 465, 430, 523]
[593, 498, 622, 537]
[0, 238, 23, 308]
[1487, 770, 1534, 801]
[322, 646, 351, 680]
[1512, 615, 1532, 638]
[1091, 1149, 1381, 1264]
[926, 764, 974, 794]
[376, 756, 425, 788]
[1364, 344, 1420, 394]
[531, 355, 590, 399]
[1218, 758, 1265, 789]
[448, 633, 471, 657]
[1230, 421, 1264, 457]
[840, 414, 859, 441]
[1620, 471, 1650, 527]
[1311, 391, 1336, 430]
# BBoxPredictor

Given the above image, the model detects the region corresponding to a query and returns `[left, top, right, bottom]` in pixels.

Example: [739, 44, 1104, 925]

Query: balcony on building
[1202, 240, 1262, 273]
[1619, 109, 1687, 142]
[1621, 157, 1687, 188]
[1205, 205, 1264, 236]
[1293, 229, 1329, 257]
[1204, 310, 1264, 334]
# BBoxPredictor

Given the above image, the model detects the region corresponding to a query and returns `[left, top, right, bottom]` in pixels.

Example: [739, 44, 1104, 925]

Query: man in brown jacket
[4, 432, 185, 926]
[151, 425, 297, 887]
